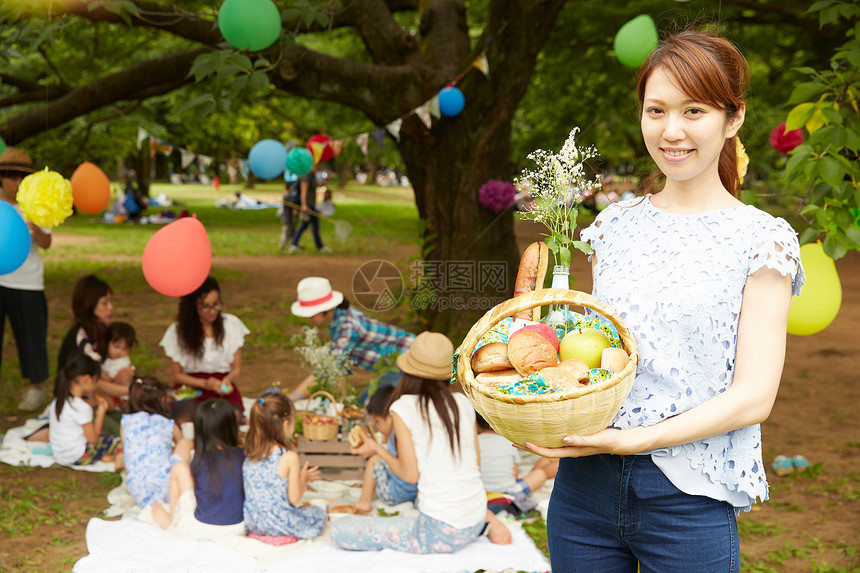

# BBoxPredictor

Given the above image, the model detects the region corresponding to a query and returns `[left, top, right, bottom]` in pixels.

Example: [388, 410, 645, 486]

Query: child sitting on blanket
[354, 384, 417, 513]
[49, 351, 121, 466]
[149, 398, 246, 539]
[102, 322, 137, 382]
[476, 414, 557, 514]
[121, 376, 192, 508]
[242, 392, 327, 539]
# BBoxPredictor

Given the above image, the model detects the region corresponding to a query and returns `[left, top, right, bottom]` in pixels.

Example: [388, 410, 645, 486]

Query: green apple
[559, 328, 611, 369]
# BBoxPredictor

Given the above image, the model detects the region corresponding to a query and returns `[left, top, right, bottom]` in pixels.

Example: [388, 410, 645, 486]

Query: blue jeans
[548, 454, 739, 573]
[291, 210, 323, 249]
[329, 512, 485, 554]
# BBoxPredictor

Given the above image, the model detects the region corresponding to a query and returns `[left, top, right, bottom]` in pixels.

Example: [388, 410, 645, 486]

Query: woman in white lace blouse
[523, 30, 805, 572]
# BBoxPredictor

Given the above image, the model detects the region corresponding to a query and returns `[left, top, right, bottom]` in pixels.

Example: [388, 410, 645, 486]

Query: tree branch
[0, 48, 208, 145]
[336, 0, 418, 66]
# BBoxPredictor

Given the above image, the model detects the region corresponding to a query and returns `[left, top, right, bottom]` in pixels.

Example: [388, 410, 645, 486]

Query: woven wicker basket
[302, 390, 339, 441]
[457, 288, 638, 448]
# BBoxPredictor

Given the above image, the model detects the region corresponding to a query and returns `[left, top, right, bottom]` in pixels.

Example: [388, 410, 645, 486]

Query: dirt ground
[1, 218, 859, 572]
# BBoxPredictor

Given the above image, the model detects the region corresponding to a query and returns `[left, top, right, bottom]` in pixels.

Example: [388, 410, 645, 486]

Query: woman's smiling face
[641, 68, 743, 190]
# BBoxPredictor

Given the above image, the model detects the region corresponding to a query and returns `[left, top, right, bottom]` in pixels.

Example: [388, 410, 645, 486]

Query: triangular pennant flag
[331, 139, 344, 158]
[386, 118, 402, 142]
[149, 137, 158, 158]
[355, 133, 369, 156]
[180, 148, 196, 169]
[428, 95, 441, 120]
[137, 127, 148, 150]
[310, 141, 327, 164]
[473, 53, 490, 79]
[415, 104, 433, 130]
[371, 127, 386, 148]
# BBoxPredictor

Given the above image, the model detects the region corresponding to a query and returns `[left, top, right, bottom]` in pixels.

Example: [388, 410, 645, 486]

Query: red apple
[510, 323, 559, 352]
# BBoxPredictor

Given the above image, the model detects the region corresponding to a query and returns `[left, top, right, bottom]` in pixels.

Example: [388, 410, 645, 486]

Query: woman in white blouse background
[522, 30, 805, 572]
[159, 276, 249, 422]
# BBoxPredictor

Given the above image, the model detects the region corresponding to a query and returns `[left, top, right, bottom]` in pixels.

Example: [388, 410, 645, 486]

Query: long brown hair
[176, 276, 224, 358]
[636, 30, 749, 196]
[389, 374, 462, 458]
[54, 351, 101, 419]
[244, 392, 295, 461]
[71, 274, 112, 356]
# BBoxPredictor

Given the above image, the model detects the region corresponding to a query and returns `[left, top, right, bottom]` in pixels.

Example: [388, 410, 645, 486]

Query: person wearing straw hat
[0, 147, 53, 411]
[330, 331, 511, 553]
[289, 277, 414, 403]
[519, 31, 805, 572]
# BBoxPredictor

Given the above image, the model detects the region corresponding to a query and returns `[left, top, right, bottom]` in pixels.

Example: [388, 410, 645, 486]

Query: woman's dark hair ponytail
[54, 351, 101, 419]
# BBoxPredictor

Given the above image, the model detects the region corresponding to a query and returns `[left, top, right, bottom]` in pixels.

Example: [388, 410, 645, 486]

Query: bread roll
[476, 369, 522, 386]
[470, 342, 514, 373]
[540, 366, 587, 392]
[557, 359, 590, 383]
[348, 425, 367, 448]
[513, 242, 549, 321]
[601, 347, 629, 373]
[508, 330, 557, 376]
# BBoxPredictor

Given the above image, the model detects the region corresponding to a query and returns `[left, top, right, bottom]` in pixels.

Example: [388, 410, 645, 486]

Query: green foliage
[779, 0, 860, 259]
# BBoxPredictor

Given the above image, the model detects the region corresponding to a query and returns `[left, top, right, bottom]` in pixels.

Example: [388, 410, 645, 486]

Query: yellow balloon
[787, 242, 841, 335]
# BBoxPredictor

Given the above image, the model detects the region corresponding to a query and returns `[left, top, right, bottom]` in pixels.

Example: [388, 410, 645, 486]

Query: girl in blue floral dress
[242, 392, 326, 539]
[121, 376, 192, 508]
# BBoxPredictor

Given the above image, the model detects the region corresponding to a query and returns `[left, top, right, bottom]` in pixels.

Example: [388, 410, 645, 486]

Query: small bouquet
[515, 127, 602, 268]
[291, 326, 355, 401]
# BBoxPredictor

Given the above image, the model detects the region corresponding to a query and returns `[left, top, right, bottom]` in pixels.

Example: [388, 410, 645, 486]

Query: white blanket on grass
[74, 512, 550, 573]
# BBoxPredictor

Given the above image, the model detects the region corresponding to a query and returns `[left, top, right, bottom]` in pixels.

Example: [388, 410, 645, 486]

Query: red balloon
[306, 133, 334, 163]
[142, 215, 212, 297]
[70, 161, 111, 213]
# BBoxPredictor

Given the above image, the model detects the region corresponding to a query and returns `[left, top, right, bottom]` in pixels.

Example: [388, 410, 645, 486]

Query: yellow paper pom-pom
[736, 139, 749, 184]
[18, 167, 74, 228]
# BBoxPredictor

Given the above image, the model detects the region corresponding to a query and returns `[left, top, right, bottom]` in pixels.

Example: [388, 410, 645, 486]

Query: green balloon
[614, 15, 659, 68]
[0, 137, 6, 156]
[218, 0, 281, 52]
[286, 148, 314, 176]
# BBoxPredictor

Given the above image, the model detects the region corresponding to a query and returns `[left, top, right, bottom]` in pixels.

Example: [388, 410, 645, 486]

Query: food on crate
[306, 414, 336, 425]
[508, 330, 558, 376]
[341, 408, 364, 419]
[475, 369, 522, 386]
[347, 425, 367, 448]
[539, 366, 587, 392]
[169, 385, 199, 401]
[513, 242, 549, 321]
[470, 342, 513, 373]
[513, 323, 559, 352]
[601, 347, 629, 373]
[557, 359, 590, 383]
[559, 328, 612, 369]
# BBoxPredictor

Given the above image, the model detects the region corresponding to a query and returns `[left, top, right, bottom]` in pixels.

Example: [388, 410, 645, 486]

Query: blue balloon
[438, 86, 465, 117]
[0, 202, 30, 275]
[248, 139, 287, 180]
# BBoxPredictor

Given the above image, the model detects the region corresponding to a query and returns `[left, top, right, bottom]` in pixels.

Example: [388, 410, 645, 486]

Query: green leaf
[821, 106, 843, 126]
[740, 188, 755, 205]
[571, 240, 593, 254]
[823, 234, 847, 259]
[178, 93, 214, 113]
[808, 0, 837, 12]
[846, 46, 860, 69]
[844, 224, 860, 248]
[786, 103, 816, 131]
[254, 58, 272, 69]
[798, 226, 819, 245]
[800, 204, 820, 216]
[818, 155, 845, 190]
[788, 81, 827, 105]
[784, 149, 810, 179]
[249, 70, 270, 92]
[217, 64, 244, 79]
[558, 246, 571, 268]
[791, 66, 817, 75]
[231, 75, 249, 92]
[844, 129, 860, 153]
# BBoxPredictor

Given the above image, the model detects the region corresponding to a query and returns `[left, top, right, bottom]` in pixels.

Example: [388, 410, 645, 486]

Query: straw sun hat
[291, 277, 344, 317]
[0, 147, 36, 176]
[396, 331, 454, 381]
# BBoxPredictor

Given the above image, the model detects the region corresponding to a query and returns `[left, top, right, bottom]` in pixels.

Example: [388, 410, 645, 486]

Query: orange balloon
[142, 215, 212, 297]
[70, 161, 111, 213]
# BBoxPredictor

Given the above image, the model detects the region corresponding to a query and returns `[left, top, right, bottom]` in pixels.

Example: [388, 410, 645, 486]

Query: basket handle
[302, 390, 339, 419]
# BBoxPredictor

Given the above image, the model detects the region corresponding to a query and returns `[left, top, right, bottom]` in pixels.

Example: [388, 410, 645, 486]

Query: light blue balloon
[286, 148, 314, 176]
[438, 86, 465, 117]
[248, 139, 287, 180]
[0, 202, 30, 275]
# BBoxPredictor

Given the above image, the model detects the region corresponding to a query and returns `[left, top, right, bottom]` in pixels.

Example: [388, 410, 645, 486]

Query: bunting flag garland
[472, 53, 490, 79]
[427, 95, 442, 120]
[331, 139, 344, 158]
[371, 128, 386, 148]
[386, 118, 403, 142]
[415, 104, 433, 130]
[355, 133, 369, 157]
[137, 128, 148, 150]
[180, 148, 197, 169]
[309, 141, 328, 164]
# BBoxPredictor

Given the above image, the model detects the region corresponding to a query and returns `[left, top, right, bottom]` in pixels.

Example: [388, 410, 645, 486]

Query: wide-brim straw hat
[0, 147, 35, 176]
[291, 277, 344, 317]
[396, 331, 454, 381]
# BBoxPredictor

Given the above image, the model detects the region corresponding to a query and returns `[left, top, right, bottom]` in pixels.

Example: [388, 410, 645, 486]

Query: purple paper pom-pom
[478, 179, 516, 213]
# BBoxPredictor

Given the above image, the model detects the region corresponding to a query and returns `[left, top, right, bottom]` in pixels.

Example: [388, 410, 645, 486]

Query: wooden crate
[297, 436, 365, 481]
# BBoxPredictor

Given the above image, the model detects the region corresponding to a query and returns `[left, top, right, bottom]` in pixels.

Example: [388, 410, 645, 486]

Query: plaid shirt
[329, 306, 415, 371]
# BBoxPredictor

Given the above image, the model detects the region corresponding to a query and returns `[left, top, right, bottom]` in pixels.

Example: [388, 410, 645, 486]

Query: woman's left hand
[212, 378, 233, 395]
[517, 427, 643, 459]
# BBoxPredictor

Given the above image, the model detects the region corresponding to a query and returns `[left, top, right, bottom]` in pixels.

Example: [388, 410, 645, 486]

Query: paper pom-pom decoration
[438, 86, 465, 117]
[614, 15, 659, 68]
[217, 0, 281, 52]
[17, 168, 73, 228]
[286, 148, 314, 176]
[0, 201, 30, 274]
[769, 122, 804, 155]
[248, 139, 287, 180]
[70, 161, 111, 214]
[478, 180, 516, 213]
[306, 133, 334, 164]
[142, 215, 212, 297]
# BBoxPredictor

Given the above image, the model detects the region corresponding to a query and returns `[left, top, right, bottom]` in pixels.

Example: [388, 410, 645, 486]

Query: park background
[1, 0, 859, 571]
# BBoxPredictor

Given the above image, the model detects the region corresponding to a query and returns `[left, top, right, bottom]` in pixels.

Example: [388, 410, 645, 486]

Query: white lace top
[579, 195, 805, 511]
[159, 313, 250, 374]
